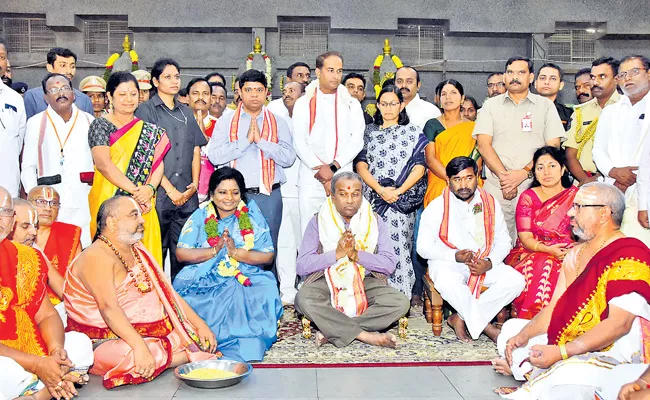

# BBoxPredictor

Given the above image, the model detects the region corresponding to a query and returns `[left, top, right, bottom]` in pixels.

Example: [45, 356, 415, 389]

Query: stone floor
[78, 365, 518, 399]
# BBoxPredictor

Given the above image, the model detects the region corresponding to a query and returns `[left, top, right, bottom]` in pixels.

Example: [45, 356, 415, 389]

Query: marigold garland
[204, 201, 254, 286]
[372, 53, 403, 98]
[246, 53, 273, 102]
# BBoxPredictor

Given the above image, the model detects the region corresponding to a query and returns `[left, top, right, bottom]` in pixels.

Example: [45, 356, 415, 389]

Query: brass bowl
[174, 359, 252, 389]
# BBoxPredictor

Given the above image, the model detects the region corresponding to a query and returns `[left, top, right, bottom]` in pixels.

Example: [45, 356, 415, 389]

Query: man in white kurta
[21, 74, 94, 247]
[418, 156, 523, 342]
[268, 81, 305, 304]
[0, 62, 27, 198]
[592, 56, 650, 247]
[292, 51, 365, 234]
[395, 66, 441, 130]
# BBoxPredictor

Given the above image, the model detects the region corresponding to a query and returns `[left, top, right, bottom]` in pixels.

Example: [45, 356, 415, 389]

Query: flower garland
[103, 49, 139, 82]
[204, 201, 254, 286]
[372, 54, 403, 98]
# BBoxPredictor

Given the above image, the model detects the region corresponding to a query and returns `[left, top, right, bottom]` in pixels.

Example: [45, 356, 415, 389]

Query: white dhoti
[0, 331, 94, 399]
[277, 196, 302, 304]
[55, 301, 67, 328]
[298, 182, 327, 235]
[496, 293, 650, 399]
[430, 260, 525, 339]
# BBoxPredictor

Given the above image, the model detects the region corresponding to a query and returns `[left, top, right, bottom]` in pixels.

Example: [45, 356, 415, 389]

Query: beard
[572, 224, 595, 241]
[118, 224, 145, 245]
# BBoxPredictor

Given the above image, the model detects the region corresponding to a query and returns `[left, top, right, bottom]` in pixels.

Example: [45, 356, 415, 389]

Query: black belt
[245, 183, 280, 194]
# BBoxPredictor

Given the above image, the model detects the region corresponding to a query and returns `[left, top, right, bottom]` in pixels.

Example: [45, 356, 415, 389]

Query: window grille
[83, 20, 132, 55]
[2, 17, 55, 53]
[395, 24, 444, 61]
[548, 28, 596, 63]
[279, 20, 329, 57]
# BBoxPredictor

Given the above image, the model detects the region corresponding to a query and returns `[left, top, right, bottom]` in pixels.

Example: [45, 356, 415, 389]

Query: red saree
[548, 237, 650, 346]
[505, 186, 578, 319]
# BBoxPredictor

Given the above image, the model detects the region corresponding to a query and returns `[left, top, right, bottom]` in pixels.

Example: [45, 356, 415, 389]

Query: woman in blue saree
[173, 167, 283, 362]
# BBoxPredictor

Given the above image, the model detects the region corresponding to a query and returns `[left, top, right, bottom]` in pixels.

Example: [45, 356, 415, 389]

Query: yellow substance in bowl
[182, 368, 239, 380]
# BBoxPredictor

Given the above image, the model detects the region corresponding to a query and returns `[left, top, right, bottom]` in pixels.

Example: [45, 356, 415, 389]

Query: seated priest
[8, 198, 69, 325]
[492, 182, 650, 400]
[294, 171, 409, 348]
[28, 186, 82, 309]
[62, 195, 218, 389]
[0, 186, 92, 400]
[417, 156, 524, 343]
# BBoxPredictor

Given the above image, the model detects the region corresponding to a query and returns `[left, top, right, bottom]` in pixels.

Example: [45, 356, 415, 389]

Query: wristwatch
[523, 166, 533, 179]
[329, 163, 339, 173]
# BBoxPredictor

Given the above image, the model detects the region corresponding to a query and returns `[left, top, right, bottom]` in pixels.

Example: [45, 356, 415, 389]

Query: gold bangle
[559, 344, 569, 360]
[533, 241, 541, 252]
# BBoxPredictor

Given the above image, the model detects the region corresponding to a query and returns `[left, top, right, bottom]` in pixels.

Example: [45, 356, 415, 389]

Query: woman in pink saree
[504, 146, 578, 319]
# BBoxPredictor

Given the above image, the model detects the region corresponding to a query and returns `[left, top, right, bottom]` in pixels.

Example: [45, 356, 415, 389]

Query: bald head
[568, 182, 625, 241]
[0, 186, 14, 242]
[9, 198, 38, 246]
[28, 185, 61, 227]
[95, 195, 145, 245]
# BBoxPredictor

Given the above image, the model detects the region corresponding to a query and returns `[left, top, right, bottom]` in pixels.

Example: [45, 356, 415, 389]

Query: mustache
[591, 85, 603, 91]
[195, 100, 207, 105]
[400, 87, 410, 93]
[509, 80, 522, 85]
[577, 93, 590, 98]
[56, 95, 69, 102]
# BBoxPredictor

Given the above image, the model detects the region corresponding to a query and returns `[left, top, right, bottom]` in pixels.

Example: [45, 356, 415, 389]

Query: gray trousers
[248, 186, 283, 275]
[295, 275, 409, 347]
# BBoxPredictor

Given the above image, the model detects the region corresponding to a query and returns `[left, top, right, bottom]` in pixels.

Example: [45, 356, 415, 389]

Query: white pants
[298, 183, 326, 235]
[429, 260, 525, 339]
[277, 196, 302, 304]
[54, 301, 67, 328]
[0, 331, 94, 399]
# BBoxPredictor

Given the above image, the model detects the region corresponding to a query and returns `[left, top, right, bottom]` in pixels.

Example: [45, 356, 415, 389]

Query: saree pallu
[173, 200, 283, 362]
[423, 120, 479, 207]
[88, 118, 170, 265]
[44, 221, 81, 304]
[505, 186, 578, 319]
[63, 243, 217, 389]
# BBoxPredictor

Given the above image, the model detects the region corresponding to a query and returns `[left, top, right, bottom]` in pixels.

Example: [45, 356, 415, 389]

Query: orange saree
[63, 243, 217, 389]
[44, 221, 81, 304]
[0, 239, 48, 357]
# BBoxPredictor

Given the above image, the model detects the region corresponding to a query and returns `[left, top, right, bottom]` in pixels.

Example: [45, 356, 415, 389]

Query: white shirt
[405, 93, 441, 131]
[21, 105, 95, 246]
[417, 190, 512, 265]
[593, 91, 650, 190]
[268, 98, 299, 197]
[292, 84, 365, 187]
[0, 81, 27, 197]
[631, 95, 650, 210]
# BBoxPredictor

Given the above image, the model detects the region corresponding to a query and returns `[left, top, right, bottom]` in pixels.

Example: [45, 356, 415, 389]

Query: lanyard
[46, 109, 79, 165]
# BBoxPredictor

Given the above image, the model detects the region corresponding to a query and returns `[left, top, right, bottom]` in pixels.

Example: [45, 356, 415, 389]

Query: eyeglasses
[33, 199, 61, 209]
[0, 207, 15, 218]
[46, 86, 73, 95]
[616, 67, 647, 81]
[572, 203, 606, 211]
[487, 82, 506, 89]
[378, 101, 400, 108]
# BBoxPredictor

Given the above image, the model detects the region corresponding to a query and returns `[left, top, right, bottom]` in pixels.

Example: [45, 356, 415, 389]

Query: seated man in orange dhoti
[63, 195, 219, 389]
[27, 186, 81, 311]
[0, 186, 92, 400]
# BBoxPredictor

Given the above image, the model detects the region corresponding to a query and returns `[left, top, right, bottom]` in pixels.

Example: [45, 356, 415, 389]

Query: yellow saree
[88, 118, 170, 265]
[423, 120, 479, 207]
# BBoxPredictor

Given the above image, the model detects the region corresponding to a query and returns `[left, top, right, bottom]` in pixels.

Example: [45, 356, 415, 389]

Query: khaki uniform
[472, 91, 565, 242]
[564, 92, 621, 173]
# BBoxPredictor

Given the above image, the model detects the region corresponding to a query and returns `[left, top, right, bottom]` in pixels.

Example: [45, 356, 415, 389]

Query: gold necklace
[575, 232, 618, 278]
[98, 235, 152, 293]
